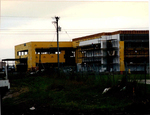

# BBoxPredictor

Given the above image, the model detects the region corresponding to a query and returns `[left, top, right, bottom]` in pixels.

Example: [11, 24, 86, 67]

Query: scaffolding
[77, 37, 120, 72]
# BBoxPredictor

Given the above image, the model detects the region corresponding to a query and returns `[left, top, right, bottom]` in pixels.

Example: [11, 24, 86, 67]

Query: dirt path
[2, 87, 29, 99]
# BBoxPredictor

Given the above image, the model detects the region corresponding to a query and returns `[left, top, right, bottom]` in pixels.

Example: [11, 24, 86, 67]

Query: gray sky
[0, 0, 149, 62]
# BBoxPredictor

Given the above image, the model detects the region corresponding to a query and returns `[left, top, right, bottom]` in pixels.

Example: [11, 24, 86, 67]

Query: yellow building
[15, 30, 149, 72]
[15, 41, 75, 71]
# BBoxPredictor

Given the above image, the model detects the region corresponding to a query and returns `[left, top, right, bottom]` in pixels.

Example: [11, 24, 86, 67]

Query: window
[17, 50, 28, 56]
[55, 52, 61, 54]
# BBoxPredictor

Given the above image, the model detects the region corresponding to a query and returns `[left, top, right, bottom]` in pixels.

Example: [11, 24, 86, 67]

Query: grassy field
[2, 72, 150, 115]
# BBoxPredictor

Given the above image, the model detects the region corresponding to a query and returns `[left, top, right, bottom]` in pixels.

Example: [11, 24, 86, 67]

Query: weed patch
[2, 73, 150, 114]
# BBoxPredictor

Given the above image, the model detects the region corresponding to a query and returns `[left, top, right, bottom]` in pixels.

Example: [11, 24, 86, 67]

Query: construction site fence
[0, 63, 150, 81]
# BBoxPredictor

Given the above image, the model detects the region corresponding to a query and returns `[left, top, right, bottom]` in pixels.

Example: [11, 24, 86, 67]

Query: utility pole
[55, 16, 60, 77]
[52, 16, 61, 77]
[39, 49, 41, 74]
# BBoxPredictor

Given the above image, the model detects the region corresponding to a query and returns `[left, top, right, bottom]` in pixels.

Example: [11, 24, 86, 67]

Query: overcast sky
[0, 0, 149, 62]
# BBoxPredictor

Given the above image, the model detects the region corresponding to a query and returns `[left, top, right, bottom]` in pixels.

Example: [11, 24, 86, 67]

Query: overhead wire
[1, 0, 64, 1]
[0, 27, 148, 32]
[59, 21, 72, 41]
[1, 15, 148, 34]
[0, 16, 148, 35]
[0, 0, 100, 1]
[49, 32, 56, 46]
[0, 29, 148, 35]
[0, 28, 105, 35]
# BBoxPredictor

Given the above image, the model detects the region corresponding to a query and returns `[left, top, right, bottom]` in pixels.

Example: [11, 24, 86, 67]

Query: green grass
[2, 73, 150, 114]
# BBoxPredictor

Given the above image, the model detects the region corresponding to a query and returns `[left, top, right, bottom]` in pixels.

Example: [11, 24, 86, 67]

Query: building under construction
[15, 41, 75, 71]
[14, 30, 149, 73]
[72, 30, 149, 73]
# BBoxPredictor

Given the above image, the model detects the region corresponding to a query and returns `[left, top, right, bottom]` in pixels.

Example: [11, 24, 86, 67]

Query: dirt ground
[2, 80, 150, 115]
[2, 89, 150, 115]
[2, 103, 150, 115]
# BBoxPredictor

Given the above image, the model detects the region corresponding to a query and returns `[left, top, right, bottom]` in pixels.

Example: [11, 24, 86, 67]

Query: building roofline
[72, 30, 149, 41]
[15, 41, 72, 46]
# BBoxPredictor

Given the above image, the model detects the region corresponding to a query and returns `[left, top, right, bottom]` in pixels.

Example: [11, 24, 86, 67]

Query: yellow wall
[75, 48, 82, 64]
[15, 42, 72, 69]
[72, 41, 79, 48]
[32, 42, 73, 48]
[15, 39, 125, 71]
[15, 42, 31, 68]
[119, 41, 125, 71]
[35, 51, 65, 63]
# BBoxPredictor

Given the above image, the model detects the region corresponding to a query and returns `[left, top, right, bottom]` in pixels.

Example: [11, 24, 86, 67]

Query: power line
[0, 28, 148, 32]
[0, 29, 103, 31]
[2, 0, 148, 1]
[1, 0, 64, 1]
[49, 32, 56, 46]
[1, 16, 52, 19]
[1, 33, 98, 36]
[1, 0, 95, 1]
[0, 31, 148, 35]
[0, 27, 148, 35]
[59, 21, 74, 41]
[1, 0, 82, 2]
[0, 31, 104, 33]
[64, 31, 71, 41]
